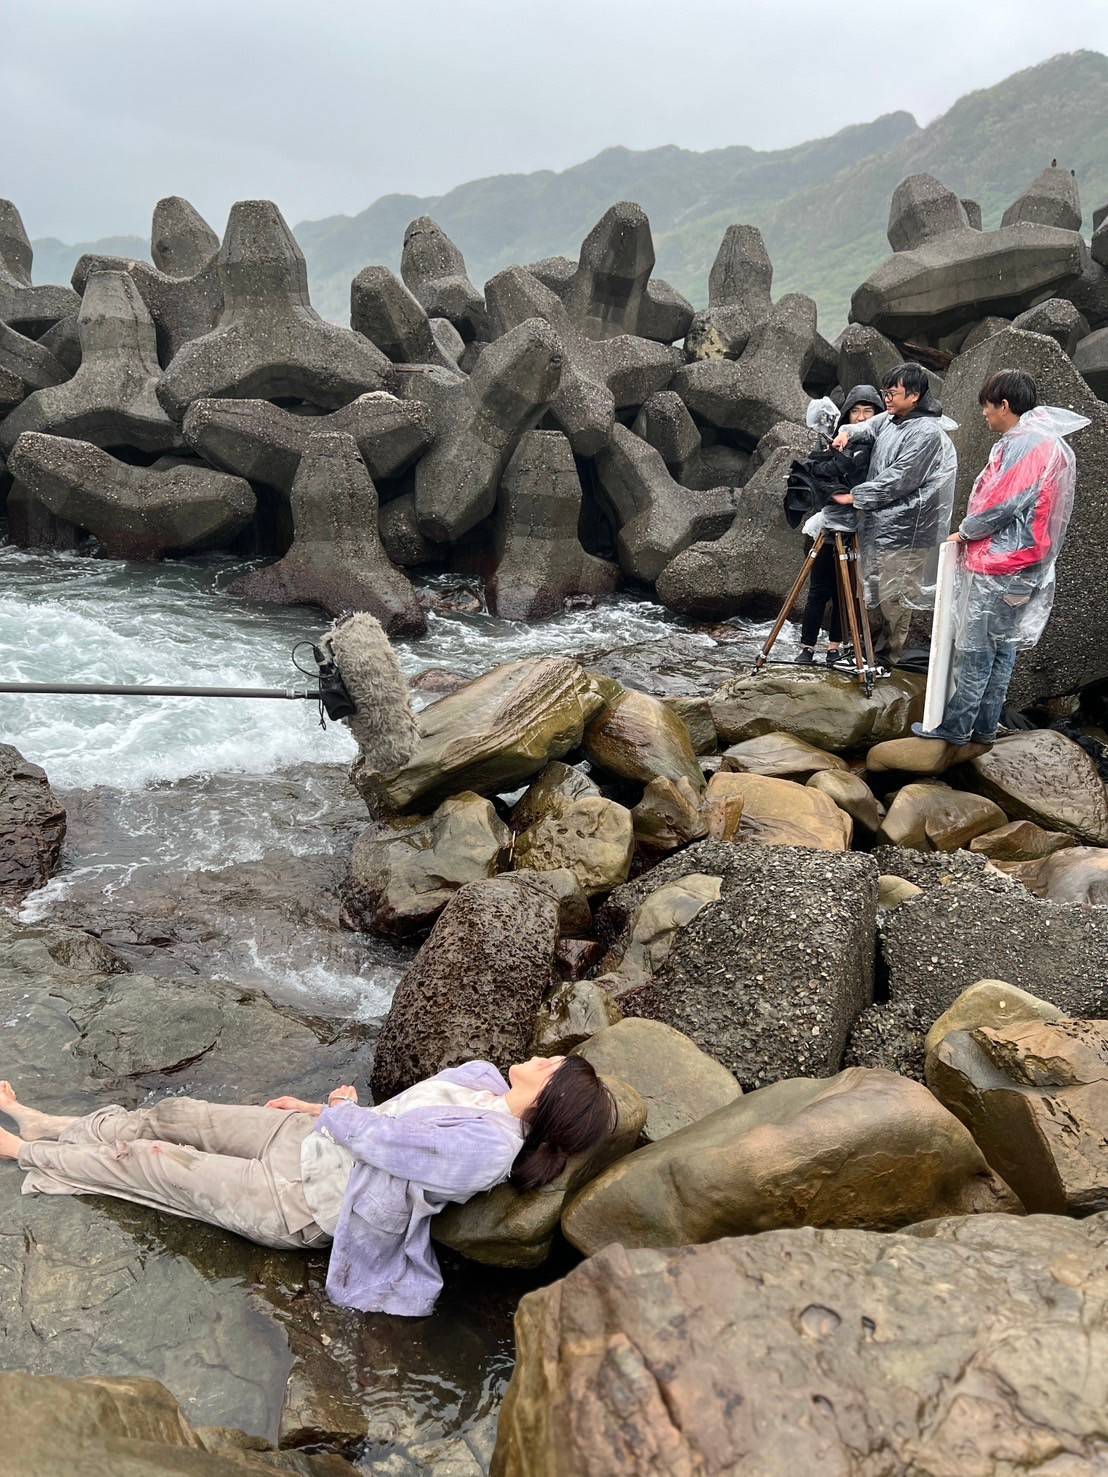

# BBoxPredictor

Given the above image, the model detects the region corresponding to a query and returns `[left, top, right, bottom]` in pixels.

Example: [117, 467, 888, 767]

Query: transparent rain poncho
[950, 405, 1089, 651]
[841, 407, 959, 611]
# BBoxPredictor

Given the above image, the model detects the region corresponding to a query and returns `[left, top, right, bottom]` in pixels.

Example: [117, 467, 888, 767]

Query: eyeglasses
[882, 389, 901, 400]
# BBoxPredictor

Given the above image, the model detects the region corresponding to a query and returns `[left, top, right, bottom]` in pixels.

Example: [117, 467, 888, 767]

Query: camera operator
[831, 362, 957, 663]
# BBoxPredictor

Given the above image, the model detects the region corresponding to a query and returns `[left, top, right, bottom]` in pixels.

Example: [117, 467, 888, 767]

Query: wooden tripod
[752, 530, 883, 695]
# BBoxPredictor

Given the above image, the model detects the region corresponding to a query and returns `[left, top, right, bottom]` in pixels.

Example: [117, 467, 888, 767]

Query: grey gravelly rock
[0, 320, 68, 399]
[157, 200, 390, 419]
[8, 432, 256, 559]
[836, 321, 901, 390]
[377, 491, 441, 568]
[683, 223, 773, 362]
[943, 327, 1108, 703]
[1011, 296, 1089, 354]
[0, 269, 178, 456]
[0, 198, 80, 335]
[36, 312, 82, 374]
[594, 422, 738, 584]
[654, 445, 802, 619]
[1074, 325, 1108, 397]
[0, 362, 22, 412]
[561, 201, 656, 340]
[369, 872, 560, 1100]
[182, 392, 433, 500]
[72, 196, 223, 365]
[350, 263, 461, 367]
[484, 265, 678, 457]
[847, 872, 1108, 1080]
[0, 744, 66, 905]
[228, 431, 425, 633]
[598, 840, 878, 1089]
[527, 250, 693, 347]
[392, 316, 564, 542]
[400, 216, 489, 340]
[1002, 162, 1083, 232]
[486, 430, 620, 620]
[674, 292, 816, 439]
[887, 173, 973, 251]
[493, 1213, 1108, 1477]
[631, 390, 700, 476]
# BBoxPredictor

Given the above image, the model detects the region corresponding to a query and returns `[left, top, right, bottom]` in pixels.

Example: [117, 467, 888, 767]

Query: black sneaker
[825, 648, 842, 666]
[795, 648, 815, 665]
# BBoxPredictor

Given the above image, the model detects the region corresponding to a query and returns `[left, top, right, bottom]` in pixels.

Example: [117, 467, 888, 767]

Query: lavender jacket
[314, 1061, 522, 1317]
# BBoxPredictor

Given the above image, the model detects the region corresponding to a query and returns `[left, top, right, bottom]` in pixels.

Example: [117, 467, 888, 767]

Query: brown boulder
[925, 978, 1063, 1057]
[720, 731, 847, 782]
[928, 1016, 1108, 1214]
[806, 769, 884, 835]
[709, 669, 924, 751]
[574, 1019, 741, 1142]
[630, 775, 707, 853]
[966, 730, 1108, 845]
[720, 772, 852, 849]
[699, 769, 745, 841]
[0, 745, 66, 905]
[583, 688, 704, 791]
[562, 1066, 1018, 1255]
[968, 818, 1076, 862]
[513, 794, 634, 896]
[876, 782, 1007, 852]
[532, 980, 622, 1054]
[866, 735, 990, 775]
[1008, 844, 1108, 903]
[493, 1213, 1108, 1477]
[508, 760, 598, 831]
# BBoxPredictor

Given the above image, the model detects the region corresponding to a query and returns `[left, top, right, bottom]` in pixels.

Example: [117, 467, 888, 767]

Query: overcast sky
[4, 0, 1108, 243]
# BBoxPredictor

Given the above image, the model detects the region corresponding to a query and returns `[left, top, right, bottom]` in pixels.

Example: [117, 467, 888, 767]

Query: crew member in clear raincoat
[912, 369, 1087, 748]
[831, 362, 958, 662]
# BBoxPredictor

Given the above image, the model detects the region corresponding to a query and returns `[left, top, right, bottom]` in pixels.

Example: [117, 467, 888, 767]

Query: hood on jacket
[835, 384, 885, 432]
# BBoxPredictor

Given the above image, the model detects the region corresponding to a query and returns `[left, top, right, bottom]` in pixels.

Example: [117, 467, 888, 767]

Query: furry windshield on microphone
[319, 612, 419, 772]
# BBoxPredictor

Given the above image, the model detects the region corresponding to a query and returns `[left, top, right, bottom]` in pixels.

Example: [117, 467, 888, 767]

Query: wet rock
[511, 866, 593, 938]
[532, 980, 622, 1055]
[352, 656, 606, 816]
[1007, 844, 1108, 904]
[494, 1212, 1108, 1477]
[227, 431, 425, 634]
[968, 817, 1076, 861]
[394, 317, 564, 541]
[593, 422, 738, 583]
[878, 874, 922, 910]
[631, 775, 708, 853]
[0, 270, 178, 456]
[369, 873, 560, 1100]
[699, 770, 745, 842]
[513, 794, 634, 897]
[575, 1019, 741, 1144]
[508, 760, 599, 832]
[583, 688, 704, 792]
[664, 695, 716, 754]
[749, 418, 819, 469]
[432, 1076, 645, 1270]
[401, 217, 488, 341]
[1, 1371, 358, 1477]
[486, 430, 619, 620]
[562, 1067, 1017, 1256]
[929, 1016, 1108, 1215]
[630, 390, 700, 476]
[9, 433, 255, 559]
[601, 841, 877, 1088]
[806, 769, 884, 836]
[709, 668, 925, 750]
[965, 730, 1108, 844]
[0, 745, 66, 905]
[925, 978, 1063, 1058]
[943, 328, 1108, 703]
[876, 782, 1007, 852]
[720, 731, 847, 782]
[683, 224, 773, 362]
[341, 792, 508, 940]
[0, 198, 80, 335]
[710, 772, 852, 849]
[865, 734, 990, 775]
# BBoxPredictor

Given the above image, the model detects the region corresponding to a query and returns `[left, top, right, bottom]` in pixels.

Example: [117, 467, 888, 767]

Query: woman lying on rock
[0, 1057, 614, 1317]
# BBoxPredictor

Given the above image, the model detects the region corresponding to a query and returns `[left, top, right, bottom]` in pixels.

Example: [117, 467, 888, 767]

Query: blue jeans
[929, 601, 1023, 744]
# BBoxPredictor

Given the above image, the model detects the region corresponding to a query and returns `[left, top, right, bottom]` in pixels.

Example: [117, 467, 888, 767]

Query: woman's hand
[831, 492, 854, 505]
[327, 1085, 359, 1108]
[264, 1095, 323, 1115]
[831, 431, 850, 451]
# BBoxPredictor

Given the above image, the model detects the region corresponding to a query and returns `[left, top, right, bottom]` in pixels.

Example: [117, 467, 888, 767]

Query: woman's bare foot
[0, 1124, 25, 1161]
[0, 1081, 78, 1142]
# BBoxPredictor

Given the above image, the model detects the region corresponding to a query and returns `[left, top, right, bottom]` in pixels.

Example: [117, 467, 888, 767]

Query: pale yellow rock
[878, 875, 923, 910]
[701, 771, 746, 842]
[807, 769, 884, 835]
[876, 782, 1006, 852]
[514, 794, 634, 896]
[721, 731, 848, 782]
[924, 978, 1062, 1059]
[631, 775, 708, 854]
[866, 735, 991, 776]
[713, 772, 852, 850]
[600, 874, 723, 994]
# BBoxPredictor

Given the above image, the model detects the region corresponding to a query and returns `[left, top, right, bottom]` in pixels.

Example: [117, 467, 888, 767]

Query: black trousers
[800, 540, 843, 647]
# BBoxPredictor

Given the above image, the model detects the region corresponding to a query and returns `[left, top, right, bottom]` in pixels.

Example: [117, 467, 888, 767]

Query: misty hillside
[31, 51, 1108, 335]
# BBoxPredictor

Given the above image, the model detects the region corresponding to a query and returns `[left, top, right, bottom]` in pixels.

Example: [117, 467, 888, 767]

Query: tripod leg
[833, 534, 866, 684]
[754, 534, 823, 671]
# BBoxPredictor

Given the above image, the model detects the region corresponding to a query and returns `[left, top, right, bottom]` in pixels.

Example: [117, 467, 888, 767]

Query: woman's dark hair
[882, 361, 930, 400]
[978, 369, 1038, 415]
[509, 1056, 617, 1192]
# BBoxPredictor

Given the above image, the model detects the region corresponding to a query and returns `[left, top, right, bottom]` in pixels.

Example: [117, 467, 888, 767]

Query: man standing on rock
[832, 362, 957, 663]
[911, 371, 1087, 749]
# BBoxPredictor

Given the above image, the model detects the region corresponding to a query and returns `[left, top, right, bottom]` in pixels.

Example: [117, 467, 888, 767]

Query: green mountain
[31, 51, 1108, 336]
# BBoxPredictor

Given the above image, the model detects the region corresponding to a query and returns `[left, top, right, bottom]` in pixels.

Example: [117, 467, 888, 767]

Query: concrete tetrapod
[229, 431, 425, 635]
[400, 216, 489, 341]
[72, 196, 223, 365]
[528, 251, 693, 346]
[157, 200, 390, 418]
[683, 223, 774, 361]
[8, 432, 255, 559]
[350, 263, 462, 368]
[0, 199, 79, 335]
[0, 270, 177, 456]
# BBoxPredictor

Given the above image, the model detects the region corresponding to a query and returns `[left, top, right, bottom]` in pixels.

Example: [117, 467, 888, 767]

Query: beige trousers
[18, 1098, 329, 1249]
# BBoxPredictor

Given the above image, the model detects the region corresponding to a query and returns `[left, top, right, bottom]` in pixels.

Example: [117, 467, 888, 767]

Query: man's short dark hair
[978, 369, 1038, 415]
[882, 362, 930, 400]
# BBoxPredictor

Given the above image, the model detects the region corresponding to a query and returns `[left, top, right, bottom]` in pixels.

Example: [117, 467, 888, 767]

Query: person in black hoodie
[795, 384, 885, 665]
